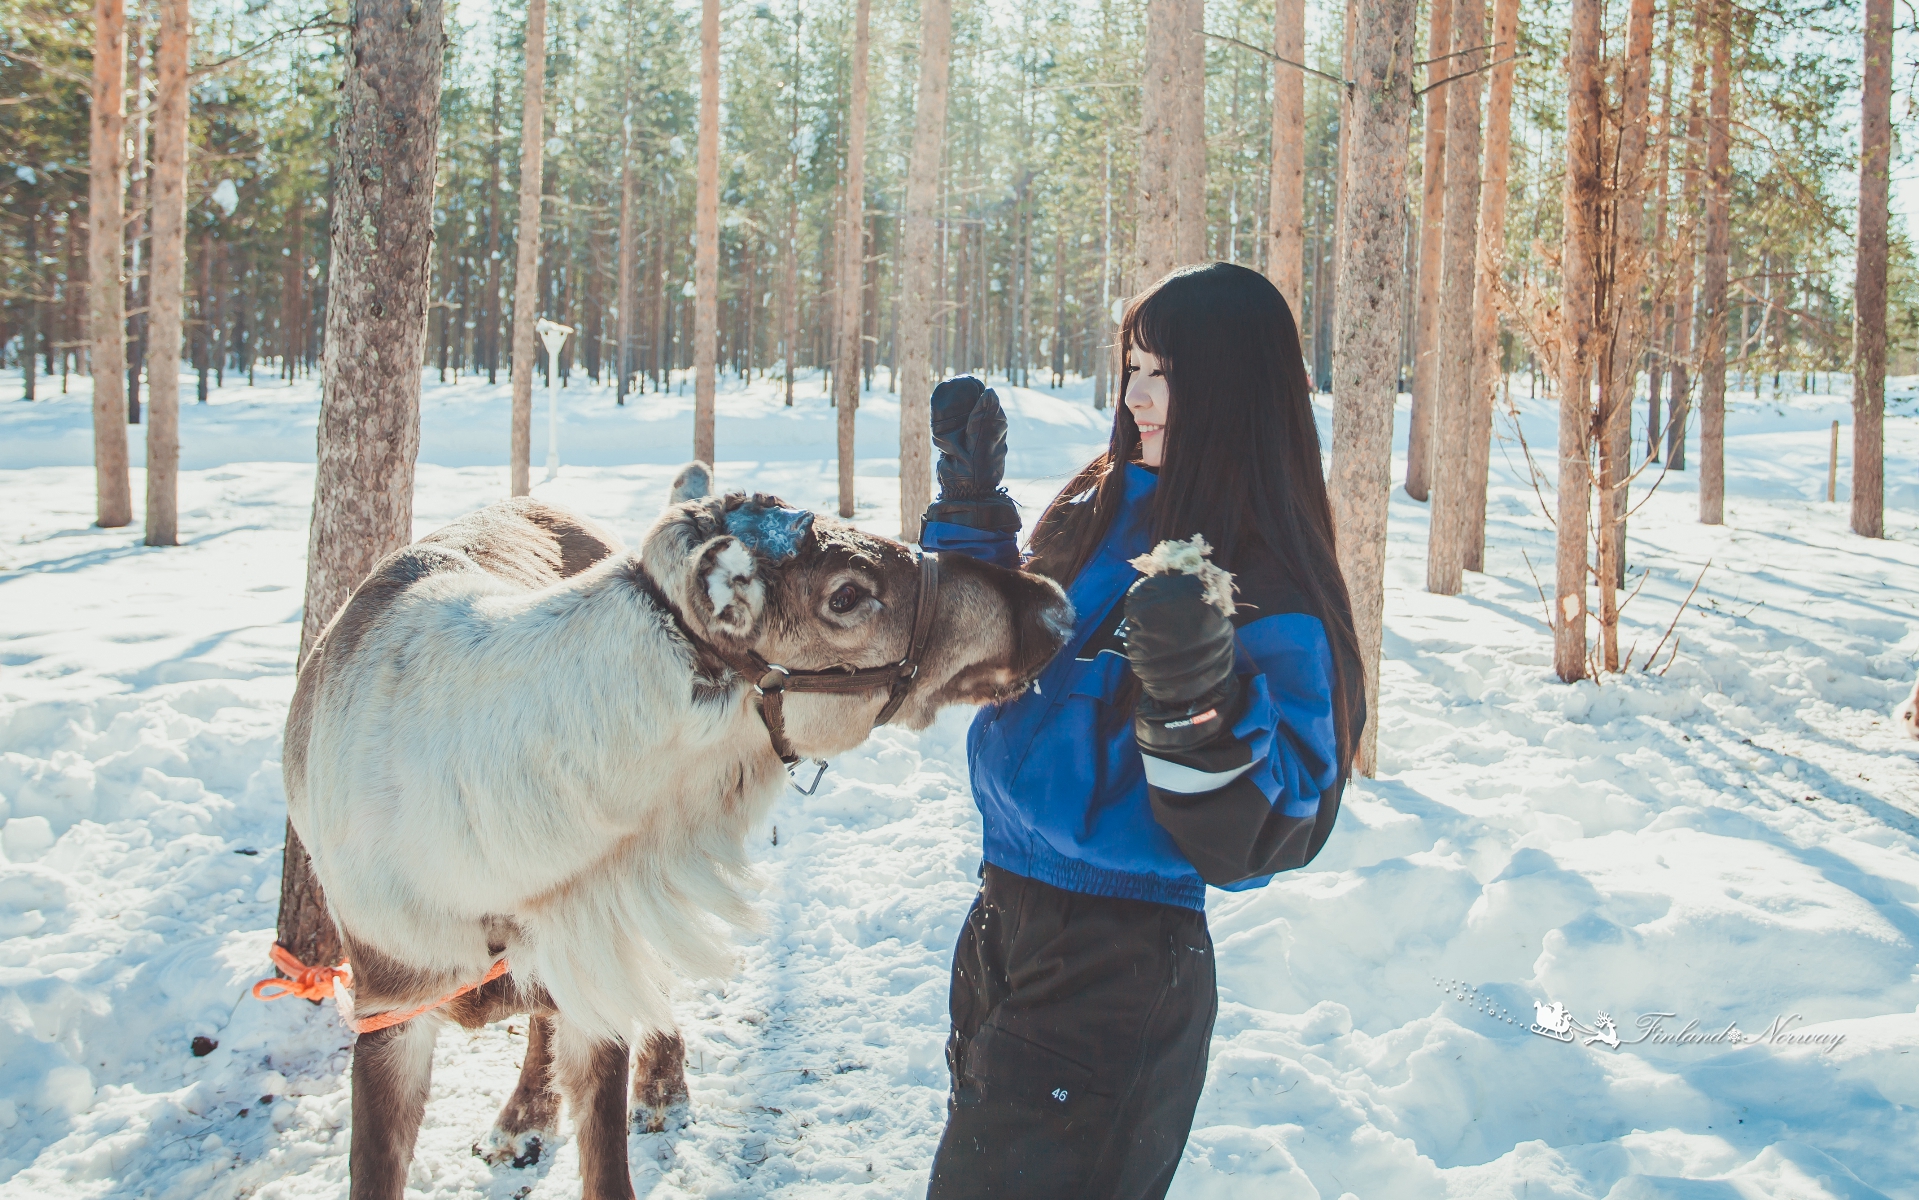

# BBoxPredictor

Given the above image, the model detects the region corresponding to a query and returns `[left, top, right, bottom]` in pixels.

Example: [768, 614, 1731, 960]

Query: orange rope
[352, 958, 510, 1034]
[252, 943, 352, 1002]
[252, 945, 510, 1035]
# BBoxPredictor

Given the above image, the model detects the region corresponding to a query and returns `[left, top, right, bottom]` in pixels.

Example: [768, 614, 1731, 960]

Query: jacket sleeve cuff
[1144, 769, 1322, 886]
[1138, 671, 1332, 885]
[920, 519, 1020, 570]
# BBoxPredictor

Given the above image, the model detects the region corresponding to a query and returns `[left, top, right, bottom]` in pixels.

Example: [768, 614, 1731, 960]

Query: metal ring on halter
[790, 759, 831, 795]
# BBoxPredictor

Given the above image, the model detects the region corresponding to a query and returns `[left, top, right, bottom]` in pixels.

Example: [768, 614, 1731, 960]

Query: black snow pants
[927, 865, 1217, 1200]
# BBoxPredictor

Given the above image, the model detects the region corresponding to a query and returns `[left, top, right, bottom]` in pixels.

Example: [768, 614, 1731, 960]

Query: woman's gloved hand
[1123, 569, 1242, 756]
[922, 375, 1020, 533]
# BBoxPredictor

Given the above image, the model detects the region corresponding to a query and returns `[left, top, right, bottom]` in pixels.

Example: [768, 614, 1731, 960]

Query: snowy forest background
[4, 0, 1919, 1197]
[9, 0, 1919, 413]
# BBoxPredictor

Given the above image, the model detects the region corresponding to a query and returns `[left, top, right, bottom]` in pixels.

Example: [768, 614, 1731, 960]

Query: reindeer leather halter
[722, 550, 942, 791]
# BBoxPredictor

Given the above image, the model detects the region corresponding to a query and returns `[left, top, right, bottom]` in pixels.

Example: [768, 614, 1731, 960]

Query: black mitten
[922, 375, 1020, 533]
[1123, 571, 1242, 756]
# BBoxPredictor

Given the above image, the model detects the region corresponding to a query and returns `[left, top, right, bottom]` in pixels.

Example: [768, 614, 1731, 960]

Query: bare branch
[189, 12, 349, 79]
[1417, 40, 1512, 68]
[1201, 32, 1347, 87]
[1417, 52, 1526, 97]
[1640, 560, 1710, 672]
[5, 47, 90, 86]
[1520, 551, 1555, 630]
[1613, 562, 1655, 615]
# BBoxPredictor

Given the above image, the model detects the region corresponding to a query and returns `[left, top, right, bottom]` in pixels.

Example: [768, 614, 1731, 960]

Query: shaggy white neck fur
[300, 552, 785, 1040]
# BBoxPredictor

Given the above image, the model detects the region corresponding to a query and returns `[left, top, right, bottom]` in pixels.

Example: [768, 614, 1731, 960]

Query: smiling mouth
[1138, 423, 1163, 436]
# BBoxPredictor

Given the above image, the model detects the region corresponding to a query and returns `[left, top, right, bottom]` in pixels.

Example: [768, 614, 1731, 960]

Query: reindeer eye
[828, 583, 866, 614]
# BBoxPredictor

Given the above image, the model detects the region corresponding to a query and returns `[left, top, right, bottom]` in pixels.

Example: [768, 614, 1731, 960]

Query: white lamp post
[535, 318, 574, 483]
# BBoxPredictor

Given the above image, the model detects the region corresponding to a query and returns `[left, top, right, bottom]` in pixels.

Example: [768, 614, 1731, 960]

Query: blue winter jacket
[922, 462, 1349, 911]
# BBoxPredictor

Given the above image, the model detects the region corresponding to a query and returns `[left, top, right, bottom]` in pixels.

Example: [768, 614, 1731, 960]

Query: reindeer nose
[1015, 586, 1074, 679]
[1039, 595, 1073, 644]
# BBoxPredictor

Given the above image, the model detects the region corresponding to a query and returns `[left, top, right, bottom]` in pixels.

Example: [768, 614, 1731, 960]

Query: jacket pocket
[1064, 650, 1129, 703]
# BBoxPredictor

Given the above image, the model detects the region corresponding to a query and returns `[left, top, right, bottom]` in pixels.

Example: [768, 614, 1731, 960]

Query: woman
[917, 262, 1364, 1199]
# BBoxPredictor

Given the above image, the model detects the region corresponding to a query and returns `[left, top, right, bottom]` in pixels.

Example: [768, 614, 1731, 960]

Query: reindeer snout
[1038, 593, 1074, 645]
[1012, 582, 1074, 685]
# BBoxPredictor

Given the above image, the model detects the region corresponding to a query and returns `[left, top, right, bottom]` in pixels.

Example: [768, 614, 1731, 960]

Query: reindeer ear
[641, 494, 723, 600]
[670, 460, 714, 504]
[685, 535, 765, 640]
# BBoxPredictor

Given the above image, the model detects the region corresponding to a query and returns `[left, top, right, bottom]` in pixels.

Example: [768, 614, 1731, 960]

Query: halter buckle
[789, 758, 830, 795]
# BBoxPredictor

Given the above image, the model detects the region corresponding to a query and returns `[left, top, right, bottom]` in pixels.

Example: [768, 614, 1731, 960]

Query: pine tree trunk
[617, 119, 635, 404]
[485, 78, 503, 385]
[896, 0, 952, 540]
[23, 209, 39, 403]
[1645, 0, 1678, 464]
[1697, 0, 1730, 525]
[1052, 226, 1066, 385]
[1668, 35, 1705, 471]
[1595, 0, 1655, 669]
[282, 0, 443, 974]
[1404, 0, 1451, 503]
[72, 215, 89, 388]
[692, 0, 719, 459]
[1704, 0, 1734, 522]
[1424, 0, 1482, 596]
[125, 8, 146, 423]
[509, 0, 548, 497]
[1462, 0, 1518, 573]
[90, 0, 132, 528]
[1174, 0, 1207, 264]
[1016, 188, 1030, 385]
[143, 0, 188, 548]
[864, 214, 878, 391]
[1136, 0, 1182, 287]
[746, 234, 759, 382]
[835, 0, 872, 518]
[197, 227, 212, 402]
[281, 196, 303, 382]
[435, 231, 450, 381]
[782, 11, 801, 406]
[1852, 0, 1891, 538]
[1328, 0, 1416, 776]
[1267, 0, 1305, 316]
[1554, 0, 1602, 682]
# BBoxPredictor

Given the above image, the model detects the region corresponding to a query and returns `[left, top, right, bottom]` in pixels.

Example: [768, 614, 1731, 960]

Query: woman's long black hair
[1026, 261, 1362, 777]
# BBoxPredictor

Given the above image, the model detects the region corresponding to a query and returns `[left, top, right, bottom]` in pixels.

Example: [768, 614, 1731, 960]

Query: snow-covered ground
[2, 364, 1916, 1200]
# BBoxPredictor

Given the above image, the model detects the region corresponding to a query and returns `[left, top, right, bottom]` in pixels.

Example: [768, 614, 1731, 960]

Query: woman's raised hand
[923, 376, 1020, 532]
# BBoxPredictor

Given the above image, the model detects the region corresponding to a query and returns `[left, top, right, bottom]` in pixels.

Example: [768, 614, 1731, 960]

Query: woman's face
[1124, 344, 1170, 468]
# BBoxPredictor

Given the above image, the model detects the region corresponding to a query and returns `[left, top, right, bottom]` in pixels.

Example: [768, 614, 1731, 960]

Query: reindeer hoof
[631, 1098, 691, 1135]
[474, 1126, 550, 1169]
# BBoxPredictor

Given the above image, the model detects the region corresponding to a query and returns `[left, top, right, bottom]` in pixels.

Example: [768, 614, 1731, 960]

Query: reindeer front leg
[476, 1014, 564, 1167]
[551, 1017, 637, 1200]
[349, 1018, 437, 1200]
[631, 1029, 690, 1133]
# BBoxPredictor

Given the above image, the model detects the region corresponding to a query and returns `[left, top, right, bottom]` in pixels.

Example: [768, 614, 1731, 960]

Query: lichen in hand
[1129, 535, 1237, 616]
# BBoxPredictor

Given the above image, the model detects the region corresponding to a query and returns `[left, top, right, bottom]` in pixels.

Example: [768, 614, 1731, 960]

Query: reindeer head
[642, 465, 1071, 759]
[1896, 674, 1919, 740]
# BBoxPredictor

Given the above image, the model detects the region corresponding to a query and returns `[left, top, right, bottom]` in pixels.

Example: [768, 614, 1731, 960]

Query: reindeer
[283, 466, 1071, 1199]
[1897, 673, 1919, 740]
